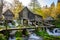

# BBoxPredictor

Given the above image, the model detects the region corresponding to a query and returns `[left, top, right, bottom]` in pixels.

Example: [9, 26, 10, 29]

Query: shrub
[15, 30, 22, 37]
[16, 37, 23, 40]
[0, 34, 6, 40]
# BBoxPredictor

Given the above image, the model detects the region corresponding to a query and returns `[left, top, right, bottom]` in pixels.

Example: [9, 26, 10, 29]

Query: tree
[42, 8, 51, 18]
[56, 3, 60, 19]
[0, 0, 3, 20]
[11, 0, 23, 19]
[29, 0, 45, 18]
[29, 0, 41, 11]
[51, 3, 60, 20]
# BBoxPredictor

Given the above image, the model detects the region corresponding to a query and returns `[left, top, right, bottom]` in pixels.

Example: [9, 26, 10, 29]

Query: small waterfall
[9, 31, 43, 40]
[8, 20, 19, 28]
[28, 33, 43, 40]
[46, 28, 54, 35]
[46, 28, 60, 36]
[13, 20, 18, 27]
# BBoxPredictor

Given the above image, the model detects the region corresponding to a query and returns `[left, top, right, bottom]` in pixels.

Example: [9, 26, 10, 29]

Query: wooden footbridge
[0, 23, 55, 34]
[0, 24, 55, 31]
[0, 27, 37, 34]
[0, 27, 36, 31]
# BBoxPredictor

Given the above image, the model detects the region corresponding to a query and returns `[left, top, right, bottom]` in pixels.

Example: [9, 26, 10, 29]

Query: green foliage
[52, 20, 60, 28]
[12, 21, 15, 25]
[49, 20, 60, 28]
[35, 27, 44, 36]
[15, 31, 22, 37]
[22, 29, 29, 36]
[16, 37, 23, 40]
[5, 31, 10, 40]
[33, 8, 45, 18]
[0, 34, 6, 40]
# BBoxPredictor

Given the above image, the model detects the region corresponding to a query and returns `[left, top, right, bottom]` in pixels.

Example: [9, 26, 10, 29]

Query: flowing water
[8, 30, 43, 40]
[8, 22, 43, 40]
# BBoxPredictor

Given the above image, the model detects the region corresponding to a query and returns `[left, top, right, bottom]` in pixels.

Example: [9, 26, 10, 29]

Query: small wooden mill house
[44, 16, 54, 24]
[19, 7, 43, 26]
[35, 14, 43, 26]
[3, 9, 14, 23]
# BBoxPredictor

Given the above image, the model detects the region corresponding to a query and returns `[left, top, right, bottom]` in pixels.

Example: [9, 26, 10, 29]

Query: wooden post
[4, 20, 9, 40]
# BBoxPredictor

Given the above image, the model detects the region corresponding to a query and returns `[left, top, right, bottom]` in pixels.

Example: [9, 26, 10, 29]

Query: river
[8, 30, 43, 40]
[8, 22, 43, 40]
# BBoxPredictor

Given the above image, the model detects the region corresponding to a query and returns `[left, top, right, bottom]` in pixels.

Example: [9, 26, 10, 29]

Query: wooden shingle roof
[19, 7, 35, 20]
[19, 7, 43, 21]
[45, 16, 54, 21]
[19, 7, 42, 18]
[3, 9, 14, 16]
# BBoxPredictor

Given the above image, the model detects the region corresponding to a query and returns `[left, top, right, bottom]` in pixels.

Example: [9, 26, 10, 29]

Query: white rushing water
[28, 33, 43, 40]
[9, 37, 16, 40]
[46, 28, 60, 36]
[9, 32, 43, 40]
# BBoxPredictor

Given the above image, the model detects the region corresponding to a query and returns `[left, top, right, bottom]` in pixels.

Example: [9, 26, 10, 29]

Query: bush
[52, 20, 60, 28]
[16, 37, 23, 40]
[0, 34, 6, 40]
[15, 30, 22, 37]
[22, 29, 29, 36]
